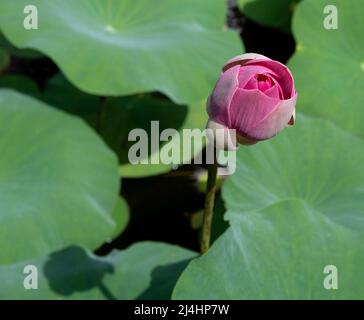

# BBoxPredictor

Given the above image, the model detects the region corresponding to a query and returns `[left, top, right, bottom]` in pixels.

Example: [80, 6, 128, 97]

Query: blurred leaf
[289, 0, 364, 138]
[0, 242, 196, 300]
[0, 33, 43, 59]
[0, 48, 10, 71]
[42, 74, 99, 125]
[42, 75, 207, 178]
[108, 97, 207, 178]
[0, 0, 243, 104]
[0, 74, 39, 96]
[173, 115, 364, 299]
[0, 89, 120, 264]
[238, 0, 301, 31]
[110, 197, 129, 240]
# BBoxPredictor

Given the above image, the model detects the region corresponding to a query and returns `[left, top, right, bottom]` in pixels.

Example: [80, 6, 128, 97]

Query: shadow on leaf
[137, 258, 193, 300]
[44, 246, 115, 300]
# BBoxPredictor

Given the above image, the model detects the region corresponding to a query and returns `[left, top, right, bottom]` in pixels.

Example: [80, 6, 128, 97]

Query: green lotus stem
[201, 149, 218, 254]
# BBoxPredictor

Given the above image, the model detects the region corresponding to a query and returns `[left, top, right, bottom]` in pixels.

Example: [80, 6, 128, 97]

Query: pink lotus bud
[207, 53, 297, 148]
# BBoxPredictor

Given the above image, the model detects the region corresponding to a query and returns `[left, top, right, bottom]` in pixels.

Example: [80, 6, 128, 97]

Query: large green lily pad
[42, 75, 207, 178]
[0, 242, 196, 300]
[223, 115, 364, 230]
[0, 89, 121, 264]
[173, 200, 364, 299]
[173, 115, 364, 299]
[289, 0, 364, 138]
[0, 0, 243, 104]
